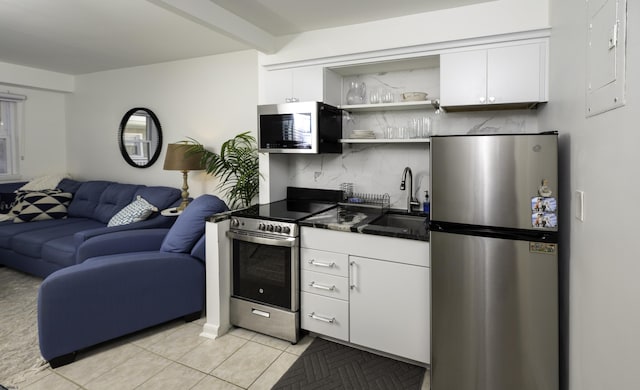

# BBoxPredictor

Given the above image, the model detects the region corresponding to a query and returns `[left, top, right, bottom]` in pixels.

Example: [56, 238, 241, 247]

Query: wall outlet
[575, 190, 585, 222]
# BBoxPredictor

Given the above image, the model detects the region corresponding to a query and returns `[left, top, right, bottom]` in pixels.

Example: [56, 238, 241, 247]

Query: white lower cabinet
[301, 292, 349, 341]
[349, 255, 430, 363]
[300, 227, 430, 364]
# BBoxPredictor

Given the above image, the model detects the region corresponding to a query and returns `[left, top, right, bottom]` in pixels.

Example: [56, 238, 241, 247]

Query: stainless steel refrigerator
[430, 132, 558, 390]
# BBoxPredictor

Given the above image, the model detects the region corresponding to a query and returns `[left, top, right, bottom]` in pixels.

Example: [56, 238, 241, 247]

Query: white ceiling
[0, 0, 491, 75]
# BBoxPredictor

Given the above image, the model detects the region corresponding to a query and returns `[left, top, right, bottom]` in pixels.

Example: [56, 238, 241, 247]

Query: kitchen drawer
[301, 292, 349, 341]
[301, 248, 349, 277]
[301, 269, 349, 300]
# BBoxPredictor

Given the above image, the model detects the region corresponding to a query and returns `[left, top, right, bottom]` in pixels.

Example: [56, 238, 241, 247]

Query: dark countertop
[300, 205, 430, 242]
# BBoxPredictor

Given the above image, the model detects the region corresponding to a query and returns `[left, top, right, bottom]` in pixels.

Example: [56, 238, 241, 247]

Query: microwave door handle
[226, 230, 297, 248]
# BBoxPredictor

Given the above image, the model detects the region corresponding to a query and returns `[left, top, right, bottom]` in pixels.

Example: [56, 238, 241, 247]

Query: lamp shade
[163, 143, 204, 171]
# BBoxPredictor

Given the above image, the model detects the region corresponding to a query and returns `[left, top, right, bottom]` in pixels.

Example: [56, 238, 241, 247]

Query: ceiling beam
[147, 0, 277, 53]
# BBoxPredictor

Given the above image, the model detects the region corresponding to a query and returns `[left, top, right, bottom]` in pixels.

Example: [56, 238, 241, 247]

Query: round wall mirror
[118, 107, 163, 168]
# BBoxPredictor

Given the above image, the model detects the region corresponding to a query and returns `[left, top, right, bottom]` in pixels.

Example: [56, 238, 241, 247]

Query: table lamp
[163, 143, 204, 211]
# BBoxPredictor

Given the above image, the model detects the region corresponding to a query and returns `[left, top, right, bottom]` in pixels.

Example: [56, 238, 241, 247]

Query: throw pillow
[18, 173, 70, 191]
[160, 195, 229, 253]
[12, 191, 73, 223]
[9, 189, 64, 217]
[107, 196, 158, 227]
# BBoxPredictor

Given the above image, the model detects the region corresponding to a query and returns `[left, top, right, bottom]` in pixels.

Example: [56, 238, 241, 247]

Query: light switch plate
[575, 190, 585, 221]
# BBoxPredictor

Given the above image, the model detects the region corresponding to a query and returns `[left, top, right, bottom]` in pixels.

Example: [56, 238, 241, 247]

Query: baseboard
[200, 322, 230, 340]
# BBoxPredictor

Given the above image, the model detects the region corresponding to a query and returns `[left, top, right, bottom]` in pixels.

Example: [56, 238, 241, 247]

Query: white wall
[66, 50, 259, 202]
[0, 83, 68, 181]
[540, 1, 639, 389]
[0, 61, 74, 92]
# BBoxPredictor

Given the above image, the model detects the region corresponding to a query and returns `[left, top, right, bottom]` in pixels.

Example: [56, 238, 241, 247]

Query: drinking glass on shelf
[396, 126, 408, 139]
[384, 126, 396, 139]
[409, 118, 424, 139]
[381, 89, 394, 103]
[422, 116, 432, 137]
[369, 89, 380, 104]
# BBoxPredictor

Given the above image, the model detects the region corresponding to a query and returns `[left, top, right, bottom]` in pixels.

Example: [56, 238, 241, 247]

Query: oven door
[227, 230, 299, 311]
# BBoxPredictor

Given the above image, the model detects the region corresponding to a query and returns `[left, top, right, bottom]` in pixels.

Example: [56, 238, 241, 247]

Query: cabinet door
[440, 49, 487, 106]
[263, 67, 324, 104]
[263, 68, 293, 104]
[292, 67, 324, 102]
[349, 256, 430, 363]
[487, 43, 543, 104]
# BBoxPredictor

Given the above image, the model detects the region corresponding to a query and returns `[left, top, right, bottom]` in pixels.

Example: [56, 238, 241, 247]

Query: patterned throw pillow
[12, 190, 73, 223]
[9, 189, 61, 216]
[107, 196, 158, 227]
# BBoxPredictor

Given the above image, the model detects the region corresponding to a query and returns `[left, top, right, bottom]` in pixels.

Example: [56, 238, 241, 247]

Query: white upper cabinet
[440, 41, 548, 108]
[263, 66, 340, 105]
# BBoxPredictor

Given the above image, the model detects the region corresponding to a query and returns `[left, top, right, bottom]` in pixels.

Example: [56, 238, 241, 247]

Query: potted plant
[184, 132, 259, 209]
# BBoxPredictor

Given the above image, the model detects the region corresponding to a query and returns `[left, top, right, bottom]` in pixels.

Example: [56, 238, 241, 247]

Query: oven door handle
[226, 230, 297, 247]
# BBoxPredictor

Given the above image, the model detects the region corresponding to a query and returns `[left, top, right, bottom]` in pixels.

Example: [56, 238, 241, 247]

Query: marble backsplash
[286, 109, 541, 209]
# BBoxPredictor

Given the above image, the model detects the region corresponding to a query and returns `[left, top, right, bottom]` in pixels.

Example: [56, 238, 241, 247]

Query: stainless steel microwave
[257, 101, 342, 154]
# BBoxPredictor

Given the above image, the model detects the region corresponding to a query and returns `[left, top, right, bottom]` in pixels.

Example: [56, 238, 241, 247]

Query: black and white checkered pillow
[12, 190, 73, 223]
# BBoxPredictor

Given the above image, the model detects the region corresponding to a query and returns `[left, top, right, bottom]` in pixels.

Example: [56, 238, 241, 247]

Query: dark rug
[272, 337, 426, 389]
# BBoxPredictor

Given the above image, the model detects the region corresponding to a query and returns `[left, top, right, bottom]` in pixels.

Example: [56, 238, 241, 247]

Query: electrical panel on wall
[586, 0, 627, 117]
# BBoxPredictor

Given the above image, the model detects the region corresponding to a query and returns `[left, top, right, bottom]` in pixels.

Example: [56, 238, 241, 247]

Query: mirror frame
[118, 107, 163, 168]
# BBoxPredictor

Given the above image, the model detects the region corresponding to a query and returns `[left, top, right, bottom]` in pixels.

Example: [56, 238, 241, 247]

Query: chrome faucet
[400, 167, 420, 213]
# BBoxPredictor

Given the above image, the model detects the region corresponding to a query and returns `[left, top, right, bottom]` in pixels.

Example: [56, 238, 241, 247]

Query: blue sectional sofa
[37, 194, 229, 367]
[0, 179, 182, 277]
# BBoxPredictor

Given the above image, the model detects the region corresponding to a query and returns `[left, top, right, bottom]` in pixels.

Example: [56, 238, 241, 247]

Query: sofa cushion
[0, 218, 86, 249]
[160, 195, 228, 253]
[11, 219, 104, 259]
[13, 191, 73, 223]
[94, 183, 142, 223]
[107, 196, 158, 227]
[41, 236, 81, 268]
[56, 178, 83, 194]
[190, 234, 206, 262]
[134, 186, 181, 211]
[68, 181, 112, 219]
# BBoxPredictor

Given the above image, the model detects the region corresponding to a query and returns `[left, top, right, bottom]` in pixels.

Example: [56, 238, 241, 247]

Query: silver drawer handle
[308, 260, 335, 268]
[309, 281, 336, 291]
[308, 312, 335, 324]
[251, 308, 270, 318]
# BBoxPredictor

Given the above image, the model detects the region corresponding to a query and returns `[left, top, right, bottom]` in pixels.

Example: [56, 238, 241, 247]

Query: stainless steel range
[227, 188, 340, 343]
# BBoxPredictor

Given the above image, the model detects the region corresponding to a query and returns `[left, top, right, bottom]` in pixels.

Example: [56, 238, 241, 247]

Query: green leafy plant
[185, 132, 259, 209]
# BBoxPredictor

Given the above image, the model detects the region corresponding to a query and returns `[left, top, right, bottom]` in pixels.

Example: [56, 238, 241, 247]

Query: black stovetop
[232, 187, 343, 223]
[234, 199, 337, 222]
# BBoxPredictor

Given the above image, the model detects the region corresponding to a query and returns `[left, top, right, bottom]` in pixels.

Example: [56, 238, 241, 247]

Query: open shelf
[340, 100, 437, 112]
[340, 138, 431, 144]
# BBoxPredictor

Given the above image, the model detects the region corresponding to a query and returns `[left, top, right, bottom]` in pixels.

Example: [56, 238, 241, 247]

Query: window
[0, 93, 25, 178]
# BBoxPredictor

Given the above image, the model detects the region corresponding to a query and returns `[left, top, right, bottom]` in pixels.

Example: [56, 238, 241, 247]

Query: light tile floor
[16, 318, 431, 389]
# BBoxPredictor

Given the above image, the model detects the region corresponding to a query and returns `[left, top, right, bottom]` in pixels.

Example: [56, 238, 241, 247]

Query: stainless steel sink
[368, 212, 428, 235]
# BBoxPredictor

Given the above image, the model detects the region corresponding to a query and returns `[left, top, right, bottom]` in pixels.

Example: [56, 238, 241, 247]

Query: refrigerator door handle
[430, 221, 558, 243]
